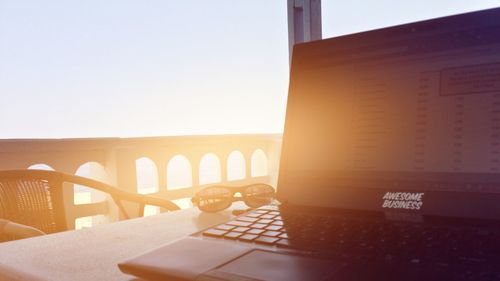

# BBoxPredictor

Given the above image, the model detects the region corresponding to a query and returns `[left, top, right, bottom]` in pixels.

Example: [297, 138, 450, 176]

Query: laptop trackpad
[200, 250, 337, 281]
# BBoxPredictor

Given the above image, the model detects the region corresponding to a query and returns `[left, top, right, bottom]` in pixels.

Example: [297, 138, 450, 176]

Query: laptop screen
[278, 7, 500, 219]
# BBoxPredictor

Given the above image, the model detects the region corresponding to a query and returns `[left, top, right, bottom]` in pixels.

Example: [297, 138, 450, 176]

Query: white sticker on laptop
[382, 192, 424, 210]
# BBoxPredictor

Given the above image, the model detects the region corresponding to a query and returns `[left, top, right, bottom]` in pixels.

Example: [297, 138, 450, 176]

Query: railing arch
[135, 157, 159, 194]
[166, 154, 192, 190]
[251, 149, 269, 177]
[199, 153, 221, 185]
[28, 163, 55, 170]
[227, 150, 246, 181]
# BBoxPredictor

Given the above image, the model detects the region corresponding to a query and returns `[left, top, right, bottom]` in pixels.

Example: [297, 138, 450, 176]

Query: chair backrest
[0, 170, 68, 236]
[1, 169, 180, 242]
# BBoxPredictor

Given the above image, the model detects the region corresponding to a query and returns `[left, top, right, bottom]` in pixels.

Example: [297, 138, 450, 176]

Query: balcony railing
[0, 134, 282, 229]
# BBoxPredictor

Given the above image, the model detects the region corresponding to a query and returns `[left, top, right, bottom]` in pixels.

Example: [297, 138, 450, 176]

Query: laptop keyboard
[203, 207, 287, 246]
[201, 206, 500, 280]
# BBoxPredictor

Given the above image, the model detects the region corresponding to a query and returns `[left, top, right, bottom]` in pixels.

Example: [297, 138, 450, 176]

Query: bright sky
[1, 1, 499, 138]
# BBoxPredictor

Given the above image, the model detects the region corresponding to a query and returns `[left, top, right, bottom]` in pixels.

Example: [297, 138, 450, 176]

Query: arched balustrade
[0, 135, 281, 219]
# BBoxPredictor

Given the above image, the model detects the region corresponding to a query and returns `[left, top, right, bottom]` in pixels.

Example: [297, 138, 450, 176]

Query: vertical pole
[287, 0, 322, 64]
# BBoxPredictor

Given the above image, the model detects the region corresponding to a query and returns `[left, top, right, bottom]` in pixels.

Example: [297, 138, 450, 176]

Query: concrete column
[184, 151, 199, 188]
[219, 153, 228, 183]
[157, 160, 167, 192]
[287, 0, 322, 64]
[245, 152, 253, 178]
[114, 149, 137, 193]
[114, 149, 140, 218]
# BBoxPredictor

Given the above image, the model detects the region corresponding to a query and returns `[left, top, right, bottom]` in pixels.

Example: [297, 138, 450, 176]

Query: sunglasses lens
[243, 184, 275, 208]
[194, 187, 232, 212]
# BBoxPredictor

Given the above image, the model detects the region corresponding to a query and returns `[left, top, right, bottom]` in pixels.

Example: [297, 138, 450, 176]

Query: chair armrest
[109, 190, 181, 211]
[62, 174, 180, 218]
[0, 219, 46, 240]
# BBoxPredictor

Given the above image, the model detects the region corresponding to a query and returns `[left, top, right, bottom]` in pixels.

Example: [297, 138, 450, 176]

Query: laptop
[119, 7, 500, 281]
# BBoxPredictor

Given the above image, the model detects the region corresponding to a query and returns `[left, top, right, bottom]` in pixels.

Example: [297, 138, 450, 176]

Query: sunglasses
[191, 183, 276, 212]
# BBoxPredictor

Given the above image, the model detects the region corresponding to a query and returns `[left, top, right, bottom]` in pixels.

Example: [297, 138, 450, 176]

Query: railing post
[157, 161, 167, 192]
[220, 155, 228, 184]
[246, 152, 253, 178]
[192, 160, 200, 188]
[287, 0, 322, 64]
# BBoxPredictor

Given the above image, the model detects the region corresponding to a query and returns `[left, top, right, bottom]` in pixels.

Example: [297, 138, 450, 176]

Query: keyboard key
[247, 228, 265, 235]
[269, 211, 280, 216]
[265, 225, 283, 231]
[246, 213, 262, 218]
[227, 221, 252, 227]
[239, 234, 259, 242]
[237, 217, 259, 223]
[255, 236, 280, 245]
[233, 227, 250, 233]
[224, 232, 243, 239]
[251, 223, 267, 229]
[271, 220, 284, 226]
[255, 210, 269, 214]
[215, 224, 235, 231]
[203, 229, 227, 237]
[263, 231, 282, 237]
[257, 219, 273, 224]
[279, 233, 289, 239]
[260, 214, 276, 219]
[276, 239, 292, 248]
